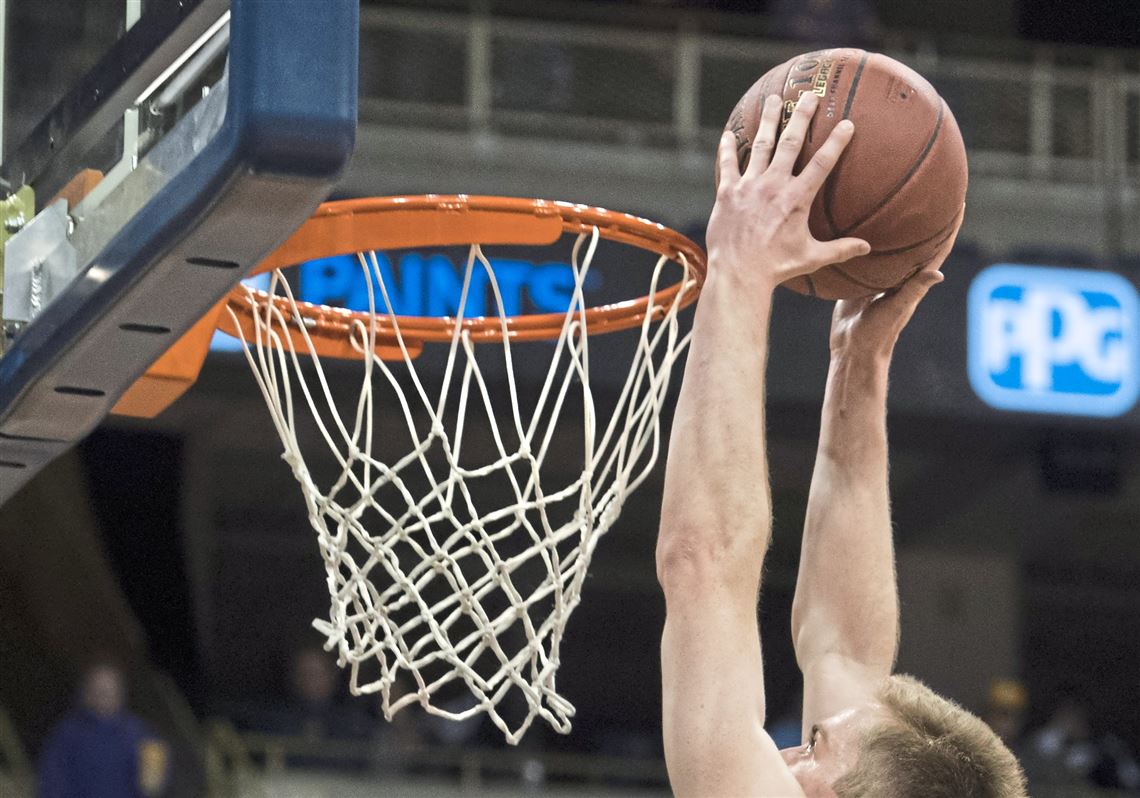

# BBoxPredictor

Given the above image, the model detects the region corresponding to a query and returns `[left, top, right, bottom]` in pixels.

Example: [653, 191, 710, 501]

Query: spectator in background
[1023, 693, 1140, 792]
[769, 0, 880, 48]
[984, 678, 1030, 752]
[248, 647, 430, 775]
[266, 647, 372, 742]
[37, 663, 168, 798]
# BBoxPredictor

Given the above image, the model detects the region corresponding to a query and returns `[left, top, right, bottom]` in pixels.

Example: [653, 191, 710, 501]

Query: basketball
[725, 48, 968, 299]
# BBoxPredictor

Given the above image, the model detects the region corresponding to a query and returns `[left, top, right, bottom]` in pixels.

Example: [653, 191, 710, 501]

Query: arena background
[1, 0, 1139, 795]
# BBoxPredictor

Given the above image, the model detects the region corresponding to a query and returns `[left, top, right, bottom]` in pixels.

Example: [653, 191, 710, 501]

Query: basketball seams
[830, 217, 961, 295]
[830, 263, 889, 291]
[870, 209, 961, 257]
[822, 52, 870, 237]
[838, 99, 947, 237]
[840, 53, 869, 120]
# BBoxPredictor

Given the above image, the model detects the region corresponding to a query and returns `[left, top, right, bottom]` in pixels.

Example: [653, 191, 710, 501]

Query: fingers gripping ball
[724, 49, 968, 300]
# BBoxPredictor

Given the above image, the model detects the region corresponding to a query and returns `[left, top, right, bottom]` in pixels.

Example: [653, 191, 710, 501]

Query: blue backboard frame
[0, 0, 358, 504]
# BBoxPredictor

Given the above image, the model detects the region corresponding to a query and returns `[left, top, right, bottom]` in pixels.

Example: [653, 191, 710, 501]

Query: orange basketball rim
[113, 195, 707, 418]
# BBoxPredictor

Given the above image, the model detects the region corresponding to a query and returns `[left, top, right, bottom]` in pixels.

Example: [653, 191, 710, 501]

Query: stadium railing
[355, 5, 1139, 188]
[203, 723, 667, 794]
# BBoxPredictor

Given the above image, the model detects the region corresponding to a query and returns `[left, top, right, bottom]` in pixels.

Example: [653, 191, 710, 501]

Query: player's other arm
[657, 91, 870, 797]
[792, 220, 960, 732]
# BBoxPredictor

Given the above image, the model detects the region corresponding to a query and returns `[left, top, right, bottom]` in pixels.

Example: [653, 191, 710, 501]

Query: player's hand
[829, 205, 963, 358]
[829, 204, 962, 357]
[706, 91, 870, 291]
[829, 266, 941, 359]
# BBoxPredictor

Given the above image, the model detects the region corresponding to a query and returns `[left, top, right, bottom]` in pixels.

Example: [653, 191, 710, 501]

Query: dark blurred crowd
[982, 678, 1140, 794]
[40, 657, 1140, 797]
[36, 663, 168, 798]
[35, 652, 432, 797]
[231, 647, 429, 771]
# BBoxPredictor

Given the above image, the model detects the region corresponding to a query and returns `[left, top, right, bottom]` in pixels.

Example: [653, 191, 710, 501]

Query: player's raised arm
[656, 91, 870, 798]
[791, 217, 960, 736]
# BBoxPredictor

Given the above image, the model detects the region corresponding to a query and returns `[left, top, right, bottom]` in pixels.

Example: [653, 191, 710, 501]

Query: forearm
[792, 348, 899, 669]
[656, 264, 775, 596]
[657, 263, 777, 783]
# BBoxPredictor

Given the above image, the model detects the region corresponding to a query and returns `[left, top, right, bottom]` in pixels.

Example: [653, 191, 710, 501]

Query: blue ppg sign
[967, 264, 1140, 417]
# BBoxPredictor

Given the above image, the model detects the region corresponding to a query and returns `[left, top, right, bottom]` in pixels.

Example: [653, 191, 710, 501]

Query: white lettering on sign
[967, 264, 1140, 417]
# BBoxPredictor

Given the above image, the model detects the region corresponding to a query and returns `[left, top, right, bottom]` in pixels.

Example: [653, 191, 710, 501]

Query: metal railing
[205, 720, 268, 798]
[205, 722, 668, 795]
[357, 6, 1140, 186]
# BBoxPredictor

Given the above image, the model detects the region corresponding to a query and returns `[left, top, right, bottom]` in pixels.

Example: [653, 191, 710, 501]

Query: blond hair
[833, 674, 1028, 798]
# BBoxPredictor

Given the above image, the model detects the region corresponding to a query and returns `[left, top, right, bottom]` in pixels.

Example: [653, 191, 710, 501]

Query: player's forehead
[818, 701, 891, 744]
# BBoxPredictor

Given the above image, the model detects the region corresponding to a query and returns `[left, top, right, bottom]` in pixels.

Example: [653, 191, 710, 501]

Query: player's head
[781, 674, 1027, 798]
[290, 647, 338, 706]
[81, 662, 126, 718]
[780, 701, 886, 796]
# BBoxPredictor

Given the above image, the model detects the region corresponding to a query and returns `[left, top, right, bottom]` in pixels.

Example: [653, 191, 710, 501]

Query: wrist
[825, 348, 890, 404]
[830, 341, 894, 371]
[705, 252, 781, 297]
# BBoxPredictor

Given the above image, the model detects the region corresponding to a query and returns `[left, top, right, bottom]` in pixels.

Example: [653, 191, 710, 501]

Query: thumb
[875, 266, 944, 315]
[896, 266, 944, 302]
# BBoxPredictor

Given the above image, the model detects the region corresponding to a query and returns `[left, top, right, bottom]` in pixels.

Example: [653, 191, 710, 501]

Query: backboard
[0, 0, 359, 504]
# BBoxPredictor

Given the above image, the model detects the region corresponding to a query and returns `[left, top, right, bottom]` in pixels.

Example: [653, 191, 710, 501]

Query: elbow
[656, 520, 763, 600]
[655, 538, 712, 597]
[791, 605, 899, 673]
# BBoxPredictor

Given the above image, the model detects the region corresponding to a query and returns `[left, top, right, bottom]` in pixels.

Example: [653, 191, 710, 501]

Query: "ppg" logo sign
[967, 265, 1140, 417]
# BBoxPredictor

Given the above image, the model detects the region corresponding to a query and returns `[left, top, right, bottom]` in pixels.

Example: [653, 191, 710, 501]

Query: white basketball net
[227, 228, 695, 743]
